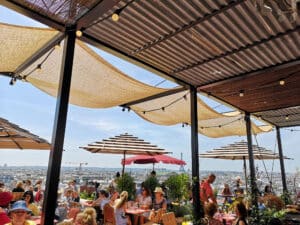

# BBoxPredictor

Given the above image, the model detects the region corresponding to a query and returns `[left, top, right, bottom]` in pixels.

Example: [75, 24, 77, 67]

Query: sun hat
[154, 187, 164, 195]
[9, 200, 31, 213]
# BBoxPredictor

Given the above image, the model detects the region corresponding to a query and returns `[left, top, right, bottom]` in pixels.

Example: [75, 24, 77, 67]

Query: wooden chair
[103, 203, 116, 225]
[161, 212, 177, 225]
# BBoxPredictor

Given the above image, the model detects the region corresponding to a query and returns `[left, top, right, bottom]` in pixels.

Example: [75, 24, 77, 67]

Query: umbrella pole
[243, 156, 248, 193]
[152, 162, 154, 171]
[122, 152, 126, 176]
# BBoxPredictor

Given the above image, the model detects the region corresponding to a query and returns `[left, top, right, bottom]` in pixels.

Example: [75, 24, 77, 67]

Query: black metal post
[276, 126, 288, 193]
[244, 112, 258, 207]
[190, 86, 202, 221]
[41, 26, 76, 225]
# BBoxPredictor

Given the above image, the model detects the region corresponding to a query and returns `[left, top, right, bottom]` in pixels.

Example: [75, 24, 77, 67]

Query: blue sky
[0, 6, 299, 173]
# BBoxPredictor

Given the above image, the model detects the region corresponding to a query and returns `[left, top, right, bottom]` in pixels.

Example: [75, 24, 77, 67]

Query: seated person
[149, 187, 167, 223]
[114, 191, 131, 225]
[134, 187, 152, 225]
[203, 202, 222, 225]
[234, 183, 244, 198]
[264, 184, 273, 196]
[221, 183, 232, 204]
[6, 200, 35, 225]
[23, 191, 40, 216]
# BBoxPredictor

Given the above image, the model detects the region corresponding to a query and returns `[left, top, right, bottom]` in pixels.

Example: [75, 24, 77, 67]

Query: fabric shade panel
[0, 23, 59, 72]
[1, 23, 273, 138]
[131, 91, 273, 138]
[121, 154, 186, 166]
[22, 39, 169, 108]
[199, 140, 291, 160]
[80, 133, 170, 155]
[0, 118, 51, 150]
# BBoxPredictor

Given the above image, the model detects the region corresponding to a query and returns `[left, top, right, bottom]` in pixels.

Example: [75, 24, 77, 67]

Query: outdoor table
[214, 213, 236, 225]
[125, 207, 150, 215]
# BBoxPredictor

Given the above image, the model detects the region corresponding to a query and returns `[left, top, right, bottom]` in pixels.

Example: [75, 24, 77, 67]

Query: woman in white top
[134, 187, 152, 225]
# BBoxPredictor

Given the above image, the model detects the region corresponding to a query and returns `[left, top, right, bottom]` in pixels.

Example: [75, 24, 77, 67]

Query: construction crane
[65, 162, 88, 176]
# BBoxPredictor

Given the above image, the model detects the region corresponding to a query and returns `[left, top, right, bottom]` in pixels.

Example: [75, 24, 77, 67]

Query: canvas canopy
[0, 117, 50, 150]
[0, 23, 273, 138]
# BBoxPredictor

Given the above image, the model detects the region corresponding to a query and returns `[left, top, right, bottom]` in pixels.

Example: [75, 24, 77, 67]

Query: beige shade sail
[0, 23, 272, 138]
[0, 118, 51, 150]
[131, 91, 273, 138]
[0, 23, 59, 72]
[22, 39, 169, 108]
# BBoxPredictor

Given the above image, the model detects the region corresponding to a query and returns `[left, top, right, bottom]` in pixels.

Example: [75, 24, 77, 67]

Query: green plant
[170, 203, 193, 217]
[164, 173, 189, 201]
[116, 173, 136, 200]
[280, 190, 293, 205]
[144, 175, 159, 194]
[79, 190, 95, 200]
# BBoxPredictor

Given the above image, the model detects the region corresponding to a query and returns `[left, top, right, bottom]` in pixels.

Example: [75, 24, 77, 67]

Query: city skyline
[0, 5, 299, 173]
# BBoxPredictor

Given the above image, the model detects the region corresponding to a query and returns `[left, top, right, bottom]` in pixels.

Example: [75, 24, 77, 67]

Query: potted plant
[116, 173, 136, 200]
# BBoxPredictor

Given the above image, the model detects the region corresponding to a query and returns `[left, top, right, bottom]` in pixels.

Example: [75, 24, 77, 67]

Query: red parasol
[121, 154, 186, 167]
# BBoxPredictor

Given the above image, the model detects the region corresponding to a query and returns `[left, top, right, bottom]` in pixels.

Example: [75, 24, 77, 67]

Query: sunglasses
[13, 211, 27, 214]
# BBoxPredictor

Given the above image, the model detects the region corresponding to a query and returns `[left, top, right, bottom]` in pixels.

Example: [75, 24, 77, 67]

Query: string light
[54, 42, 61, 50]
[183, 95, 187, 101]
[76, 30, 82, 37]
[279, 79, 285, 86]
[9, 77, 16, 86]
[36, 64, 42, 72]
[285, 115, 289, 120]
[161, 107, 165, 111]
[112, 9, 121, 22]
[239, 90, 244, 97]
[122, 107, 126, 112]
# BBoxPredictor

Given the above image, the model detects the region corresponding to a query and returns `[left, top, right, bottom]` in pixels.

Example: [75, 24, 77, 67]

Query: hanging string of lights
[211, 70, 298, 98]
[9, 42, 61, 85]
[257, 112, 300, 121]
[199, 116, 243, 129]
[284, 128, 300, 132]
[121, 91, 189, 114]
[84, 0, 135, 30]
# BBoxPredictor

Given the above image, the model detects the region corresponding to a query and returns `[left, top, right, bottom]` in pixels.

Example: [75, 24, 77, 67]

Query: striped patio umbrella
[199, 140, 291, 191]
[0, 117, 50, 150]
[80, 133, 170, 174]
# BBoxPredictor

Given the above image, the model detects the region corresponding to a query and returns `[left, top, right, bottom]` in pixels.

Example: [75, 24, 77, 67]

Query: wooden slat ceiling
[2, 0, 300, 127]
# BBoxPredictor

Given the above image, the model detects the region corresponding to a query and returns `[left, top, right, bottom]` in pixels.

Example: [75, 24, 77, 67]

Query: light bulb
[285, 115, 289, 120]
[279, 79, 285, 85]
[239, 90, 244, 97]
[112, 13, 119, 22]
[76, 30, 82, 37]
[55, 43, 61, 50]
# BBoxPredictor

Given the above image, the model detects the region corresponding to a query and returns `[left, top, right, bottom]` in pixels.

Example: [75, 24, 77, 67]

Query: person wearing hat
[5, 200, 35, 225]
[149, 187, 167, 223]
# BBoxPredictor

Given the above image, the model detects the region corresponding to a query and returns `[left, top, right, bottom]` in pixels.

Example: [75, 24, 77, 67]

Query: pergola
[0, 1, 299, 223]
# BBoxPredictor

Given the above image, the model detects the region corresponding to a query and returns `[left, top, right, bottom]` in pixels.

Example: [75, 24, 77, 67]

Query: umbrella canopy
[199, 140, 291, 192]
[199, 140, 291, 160]
[0, 118, 51, 150]
[122, 154, 186, 166]
[80, 133, 170, 174]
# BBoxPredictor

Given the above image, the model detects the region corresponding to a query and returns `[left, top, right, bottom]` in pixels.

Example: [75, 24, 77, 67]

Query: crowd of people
[0, 171, 291, 225]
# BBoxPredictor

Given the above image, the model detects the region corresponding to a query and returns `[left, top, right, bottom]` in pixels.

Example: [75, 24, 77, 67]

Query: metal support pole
[41, 26, 76, 225]
[245, 112, 257, 207]
[190, 86, 202, 221]
[276, 127, 288, 193]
